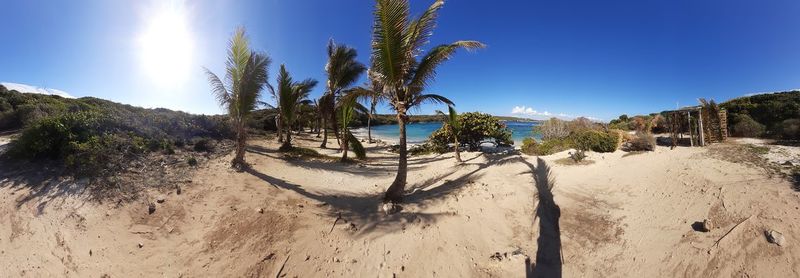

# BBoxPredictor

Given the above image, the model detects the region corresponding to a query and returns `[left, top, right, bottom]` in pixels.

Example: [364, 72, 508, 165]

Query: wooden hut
[663, 105, 728, 148]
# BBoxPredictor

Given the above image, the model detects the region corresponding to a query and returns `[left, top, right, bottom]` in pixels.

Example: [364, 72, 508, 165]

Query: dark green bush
[193, 138, 214, 152]
[779, 119, 799, 140]
[731, 114, 765, 137]
[572, 130, 618, 153]
[428, 112, 512, 152]
[187, 156, 198, 166]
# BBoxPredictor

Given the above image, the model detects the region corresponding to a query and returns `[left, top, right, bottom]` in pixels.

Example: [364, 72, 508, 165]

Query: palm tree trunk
[367, 104, 375, 143]
[276, 115, 283, 143]
[341, 131, 349, 162]
[232, 121, 247, 169]
[320, 118, 328, 148]
[331, 112, 342, 150]
[454, 137, 462, 162]
[281, 125, 292, 150]
[384, 112, 408, 203]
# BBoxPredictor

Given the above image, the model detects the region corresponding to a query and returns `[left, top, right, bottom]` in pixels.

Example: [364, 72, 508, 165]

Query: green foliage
[520, 137, 573, 156]
[347, 131, 366, 160]
[721, 90, 800, 139]
[779, 119, 800, 140]
[428, 112, 512, 152]
[1, 88, 232, 177]
[569, 150, 587, 162]
[193, 138, 214, 152]
[187, 156, 198, 166]
[572, 130, 618, 153]
[730, 113, 765, 137]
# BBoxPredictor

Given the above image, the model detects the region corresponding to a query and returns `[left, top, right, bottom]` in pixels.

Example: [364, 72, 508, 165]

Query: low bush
[520, 137, 573, 156]
[193, 138, 214, 152]
[624, 132, 656, 151]
[779, 119, 800, 140]
[731, 114, 765, 137]
[572, 130, 618, 153]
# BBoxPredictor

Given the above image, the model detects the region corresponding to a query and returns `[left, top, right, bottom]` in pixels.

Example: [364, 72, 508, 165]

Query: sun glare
[137, 1, 194, 87]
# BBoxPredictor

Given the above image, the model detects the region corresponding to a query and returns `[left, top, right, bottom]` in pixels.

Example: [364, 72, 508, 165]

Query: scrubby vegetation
[522, 117, 622, 156]
[623, 132, 656, 152]
[722, 90, 800, 139]
[608, 114, 667, 133]
[427, 112, 512, 153]
[0, 85, 232, 177]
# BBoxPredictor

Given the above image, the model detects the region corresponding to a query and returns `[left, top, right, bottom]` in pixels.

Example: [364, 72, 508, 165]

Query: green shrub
[571, 130, 618, 153]
[779, 119, 800, 140]
[569, 150, 587, 162]
[187, 156, 198, 166]
[7, 111, 103, 159]
[520, 137, 573, 156]
[428, 112, 512, 152]
[731, 114, 765, 137]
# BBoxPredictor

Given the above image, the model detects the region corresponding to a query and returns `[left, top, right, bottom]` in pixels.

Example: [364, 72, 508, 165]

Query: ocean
[352, 121, 540, 145]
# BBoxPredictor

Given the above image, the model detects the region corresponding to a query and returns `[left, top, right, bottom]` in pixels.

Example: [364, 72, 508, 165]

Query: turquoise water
[354, 121, 539, 144]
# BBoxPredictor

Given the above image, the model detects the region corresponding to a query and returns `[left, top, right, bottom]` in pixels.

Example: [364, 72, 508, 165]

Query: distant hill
[721, 90, 800, 139]
[0, 82, 74, 98]
[0, 84, 232, 176]
[350, 114, 538, 127]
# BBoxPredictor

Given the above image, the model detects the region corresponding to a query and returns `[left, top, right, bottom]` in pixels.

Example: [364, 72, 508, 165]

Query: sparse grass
[554, 157, 595, 166]
[281, 146, 344, 162]
[745, 144, 770, 155]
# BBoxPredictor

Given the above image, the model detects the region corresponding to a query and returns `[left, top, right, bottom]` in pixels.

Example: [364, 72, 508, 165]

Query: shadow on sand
[521, 158, 562, 278]
[244, 144, 520, 236]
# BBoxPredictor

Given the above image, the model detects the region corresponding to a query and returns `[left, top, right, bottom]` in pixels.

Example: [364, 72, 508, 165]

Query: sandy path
[1, 133, 799, 277]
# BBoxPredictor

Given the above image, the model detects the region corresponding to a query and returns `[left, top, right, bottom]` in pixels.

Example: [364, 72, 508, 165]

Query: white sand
[1, 133, 799, 277]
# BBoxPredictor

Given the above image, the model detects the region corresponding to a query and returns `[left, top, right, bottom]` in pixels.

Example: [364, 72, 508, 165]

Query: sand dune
[1, 133, 798, 277]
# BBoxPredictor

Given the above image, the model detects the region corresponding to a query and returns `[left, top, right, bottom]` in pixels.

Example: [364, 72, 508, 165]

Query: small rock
[176, 186, 182, 195]
[334, 257, 340, 263]
[138, 242, 144, 248]
[156, 195, 166, 203]
[782, 161, 794, 166]
[147, 203, 156, 214]
[89, 249, 92, 256]
[382, 202, 401, 214]
[702, 219, 713, 232]
[297, 204, 304, 208]
[490, 252, 503, 261]
[766, 230, 786, 246]
[257, 207, 264, 214]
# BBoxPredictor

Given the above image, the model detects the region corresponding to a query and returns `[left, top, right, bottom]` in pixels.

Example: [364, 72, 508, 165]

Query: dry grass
[554, 157, 595, 166]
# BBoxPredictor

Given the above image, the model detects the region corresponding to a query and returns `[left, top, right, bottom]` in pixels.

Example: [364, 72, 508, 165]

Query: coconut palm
[320, 39, 366, 149]
[436, 105, 462, 162]
[272, 64, 318, 150]
[205, 27, 270, 169]
[338, 92, 368, 161]
[371, 0, 484, 202]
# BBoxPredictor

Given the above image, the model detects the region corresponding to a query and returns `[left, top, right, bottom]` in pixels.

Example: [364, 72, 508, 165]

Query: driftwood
[328, 212, 342, 234]
[710, 215, 753, 250]
[275, 254, 290, 278]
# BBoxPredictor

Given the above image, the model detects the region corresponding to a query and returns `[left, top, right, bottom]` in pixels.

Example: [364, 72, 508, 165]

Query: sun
[137, 1, 194, 87]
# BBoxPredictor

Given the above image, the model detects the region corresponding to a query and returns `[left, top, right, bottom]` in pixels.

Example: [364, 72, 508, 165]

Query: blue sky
[1, 0, 799, 121]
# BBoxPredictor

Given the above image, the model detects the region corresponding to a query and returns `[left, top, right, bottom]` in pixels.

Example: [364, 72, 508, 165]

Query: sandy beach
[1, 132, 798, 277]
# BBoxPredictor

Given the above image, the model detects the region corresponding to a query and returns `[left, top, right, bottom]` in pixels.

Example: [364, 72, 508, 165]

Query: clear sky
[1, 0, 799, 121]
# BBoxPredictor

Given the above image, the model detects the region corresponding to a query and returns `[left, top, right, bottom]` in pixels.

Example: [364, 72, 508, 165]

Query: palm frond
[410, 93, 453, 108]
[409, 41, 485, 91]
[347, 130, 367, 159]
[405, 0, 444, 58]
[204, 68, 231, 108]
[372, 0, 410, 89]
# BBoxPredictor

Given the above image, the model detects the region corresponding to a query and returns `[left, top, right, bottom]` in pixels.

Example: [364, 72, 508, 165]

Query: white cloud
[511, 105, 602, 121]
[1, 82, 75, 98]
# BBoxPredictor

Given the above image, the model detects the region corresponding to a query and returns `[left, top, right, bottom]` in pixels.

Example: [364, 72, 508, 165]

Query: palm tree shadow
[521, 158, 562, 278]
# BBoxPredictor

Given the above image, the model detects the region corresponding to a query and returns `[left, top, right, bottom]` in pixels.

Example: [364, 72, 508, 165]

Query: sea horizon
[352, 121, 540, 145]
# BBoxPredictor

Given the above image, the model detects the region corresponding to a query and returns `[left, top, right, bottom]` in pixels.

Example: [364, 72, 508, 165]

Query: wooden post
[698, 108, 705, 146]
[687, 111, 694, 147]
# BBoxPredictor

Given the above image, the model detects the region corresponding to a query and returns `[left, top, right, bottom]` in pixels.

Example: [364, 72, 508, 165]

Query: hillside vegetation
[0, 85, 232, 176]
[721, 90, 800, 139]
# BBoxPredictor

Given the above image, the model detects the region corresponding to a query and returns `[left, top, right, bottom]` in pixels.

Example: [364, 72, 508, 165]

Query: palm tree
[364, 70, 385, 143]
[320, 39, 366, 149]
[371, 0, 484, 202]
[205, 27, 270, 169]
[273, 64, 318, 150]
[338, 91, 368, 161]
[436, 105, 462, 162]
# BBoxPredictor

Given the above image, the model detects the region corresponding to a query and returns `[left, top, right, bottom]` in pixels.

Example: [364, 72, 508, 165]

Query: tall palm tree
[205, 27, 270, 169]
[436, 105, 462, 162]
[273, 64, 318, 150]
[371, 0, 484, 202]
[321, 39, 366, 149]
